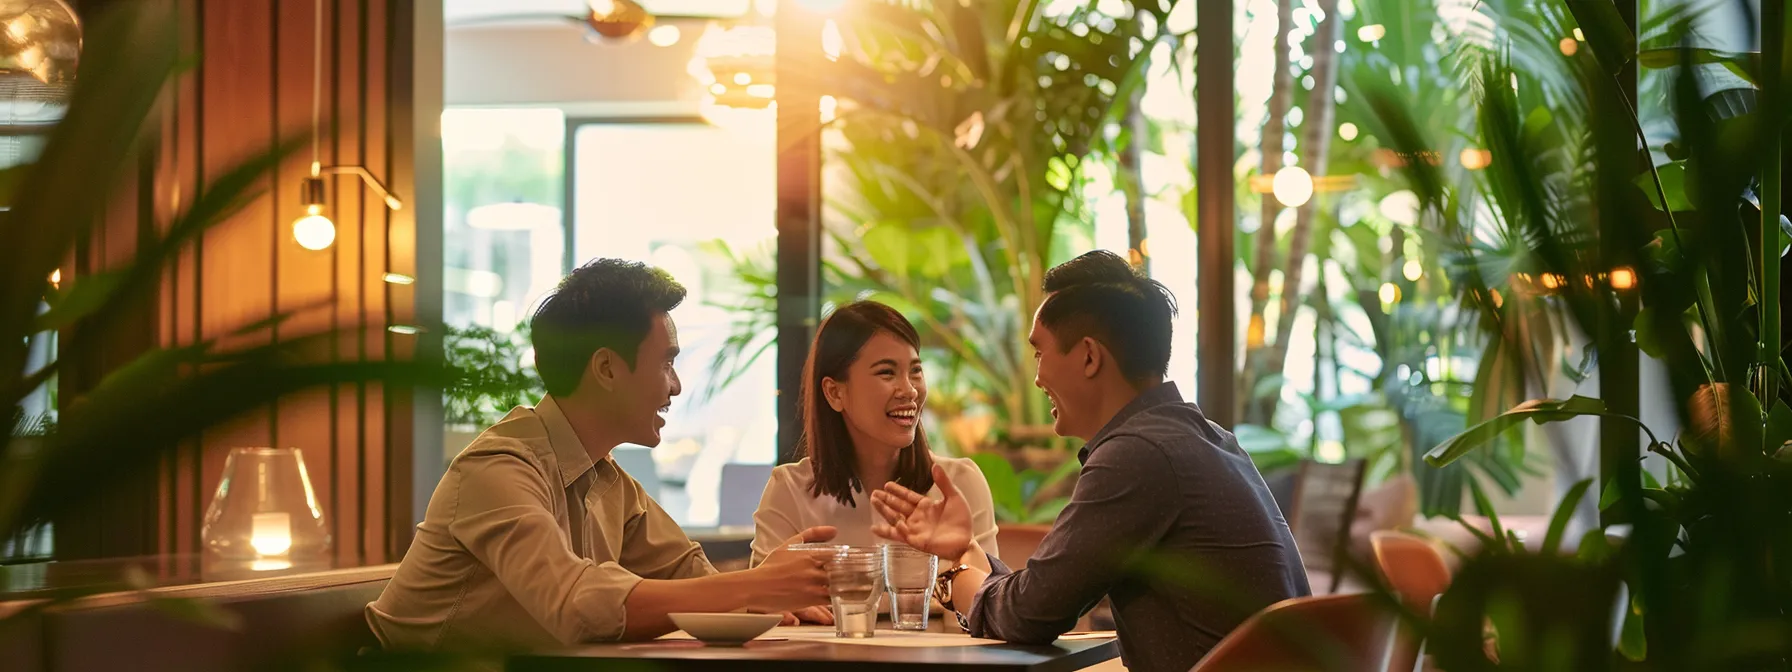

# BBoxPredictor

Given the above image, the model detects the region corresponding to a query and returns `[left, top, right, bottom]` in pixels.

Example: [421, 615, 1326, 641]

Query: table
[508, 626, 1121, 672]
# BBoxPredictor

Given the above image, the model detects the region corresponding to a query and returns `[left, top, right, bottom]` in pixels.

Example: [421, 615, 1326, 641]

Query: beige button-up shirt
[366, 396, 714, 652]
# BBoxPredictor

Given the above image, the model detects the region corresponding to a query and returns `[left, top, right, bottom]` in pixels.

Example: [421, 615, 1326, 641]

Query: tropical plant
[1, 0, 443, 613]
[711, 0, 1184, 457]
[443, 323, 543, 427]
[967, 452, 1078, 524]
[1232, 0, 1560, 516]
[1363, 0, 1792, 665]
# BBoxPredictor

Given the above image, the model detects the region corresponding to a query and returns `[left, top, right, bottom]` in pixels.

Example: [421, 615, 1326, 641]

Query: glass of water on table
[825, 547, 884, 638]
[882, 544, 938, 631]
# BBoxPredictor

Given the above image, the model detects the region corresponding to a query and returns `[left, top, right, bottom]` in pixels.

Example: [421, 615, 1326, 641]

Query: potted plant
[711, 1, 1184, 497]
[442, 322, 544, 460]
[1364, 1, 1792, 665]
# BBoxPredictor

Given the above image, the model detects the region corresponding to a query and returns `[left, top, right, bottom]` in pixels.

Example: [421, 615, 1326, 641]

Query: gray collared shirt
[965, 383, 1310, 672]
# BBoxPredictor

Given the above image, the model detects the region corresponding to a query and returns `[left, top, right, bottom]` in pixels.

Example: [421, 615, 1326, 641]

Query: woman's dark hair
[799, 301, 936, 507]
[529, 258, 686, 397]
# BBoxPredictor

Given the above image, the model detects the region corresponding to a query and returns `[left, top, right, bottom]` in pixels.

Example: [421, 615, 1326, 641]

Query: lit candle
[250, 511, 292, 556]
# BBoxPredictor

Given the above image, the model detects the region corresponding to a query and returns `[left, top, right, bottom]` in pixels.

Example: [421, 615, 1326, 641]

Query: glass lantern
[0, 0, 80, 170]
[200, 447, 331, 578]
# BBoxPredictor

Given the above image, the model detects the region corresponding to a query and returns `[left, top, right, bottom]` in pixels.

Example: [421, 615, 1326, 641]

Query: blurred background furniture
[716, 463, 774, 528]
[1371, 530, 1453, 672]
[1192, 593, 1397, 672]
[1288, 459, 1367, 593]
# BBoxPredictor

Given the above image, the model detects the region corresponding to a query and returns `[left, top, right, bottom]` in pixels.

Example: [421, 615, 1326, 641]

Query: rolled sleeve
[966, 436, 1179, 644]
[447, 452, 644, 644]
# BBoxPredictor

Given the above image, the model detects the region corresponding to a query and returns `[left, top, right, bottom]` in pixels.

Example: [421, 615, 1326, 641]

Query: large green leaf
[1541, 478, 1594, 555]
[33, 271, 127, 333]
[1635, 161, 1693, 212]
[1024, 497, 1070, 525]
[1766, 401, 1792, 453]
[1619, 592, 1647, 661]
[968, 452, 1024, 521]
[1426, 396, 1608, 467]
[863, 223, 915, 277]
[1564, 0, 1638, 78]
[1682, 383, 1764, 462]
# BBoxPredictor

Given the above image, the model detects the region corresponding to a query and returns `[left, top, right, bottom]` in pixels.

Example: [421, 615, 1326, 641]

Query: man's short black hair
[529, 258, 686, 397]
[1037, 250, 1177, 383]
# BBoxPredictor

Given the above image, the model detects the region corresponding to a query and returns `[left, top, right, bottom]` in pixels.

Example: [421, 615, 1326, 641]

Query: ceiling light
[647, 24, 681, 47]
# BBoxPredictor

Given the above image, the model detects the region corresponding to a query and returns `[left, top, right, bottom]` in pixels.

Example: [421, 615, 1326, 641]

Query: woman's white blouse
[749, 455, 1002, 566]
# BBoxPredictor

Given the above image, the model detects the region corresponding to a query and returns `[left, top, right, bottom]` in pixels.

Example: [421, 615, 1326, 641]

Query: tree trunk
[1120, 85, 1149, 274]
[1264, 0, 1342, 399]
[1239, 0, 1296, 424]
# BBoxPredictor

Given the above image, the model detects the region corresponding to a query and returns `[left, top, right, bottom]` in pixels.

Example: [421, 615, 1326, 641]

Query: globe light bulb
[293, 213, 336, 251]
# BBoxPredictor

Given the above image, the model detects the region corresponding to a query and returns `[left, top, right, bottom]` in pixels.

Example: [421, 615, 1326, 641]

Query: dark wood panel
[54, 0, 425, 566]
[383, 0, 427, 560]
[197, 0, 277, 511]
[360, 0, 392, 564]
[331, 0, 366, 569]
[274, 0, 339, 562]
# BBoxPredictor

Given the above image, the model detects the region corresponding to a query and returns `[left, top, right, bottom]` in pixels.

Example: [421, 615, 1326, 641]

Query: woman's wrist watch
[935, 563, 973, 632]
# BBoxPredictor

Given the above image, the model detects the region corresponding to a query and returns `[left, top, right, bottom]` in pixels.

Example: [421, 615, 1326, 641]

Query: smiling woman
[748, 301, 1001, 568]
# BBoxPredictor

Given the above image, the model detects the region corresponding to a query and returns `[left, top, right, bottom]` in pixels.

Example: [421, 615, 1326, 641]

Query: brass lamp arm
[312, 163, 403, 210]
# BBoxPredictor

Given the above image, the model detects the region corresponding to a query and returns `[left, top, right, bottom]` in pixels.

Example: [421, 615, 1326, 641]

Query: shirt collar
[535, 394, 597, 488]
[1078, 381, 1184, 464]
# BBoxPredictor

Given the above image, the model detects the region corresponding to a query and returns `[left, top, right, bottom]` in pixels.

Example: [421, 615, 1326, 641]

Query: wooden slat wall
[57, 0, 423, 567]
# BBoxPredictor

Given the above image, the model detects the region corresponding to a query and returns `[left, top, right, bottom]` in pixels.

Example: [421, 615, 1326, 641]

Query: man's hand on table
[745, 526, 838, 613]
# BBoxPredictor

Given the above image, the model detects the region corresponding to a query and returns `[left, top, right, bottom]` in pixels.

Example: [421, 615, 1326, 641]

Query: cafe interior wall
[445, 17, 711, 113]
[51, 0, 444, 569]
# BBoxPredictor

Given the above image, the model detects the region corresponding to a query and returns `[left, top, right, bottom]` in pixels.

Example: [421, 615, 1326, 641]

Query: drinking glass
[826, 547, 884, 638]
[882, 544, 938, 631]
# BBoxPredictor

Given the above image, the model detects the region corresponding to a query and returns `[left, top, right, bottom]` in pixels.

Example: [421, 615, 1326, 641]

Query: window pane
[442, 108, 566, 331]
[571, 116, 778, 528]
[440, 107, 566, 471]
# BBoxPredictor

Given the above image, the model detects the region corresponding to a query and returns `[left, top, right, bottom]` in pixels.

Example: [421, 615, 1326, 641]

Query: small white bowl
[669, 612, 783, 645]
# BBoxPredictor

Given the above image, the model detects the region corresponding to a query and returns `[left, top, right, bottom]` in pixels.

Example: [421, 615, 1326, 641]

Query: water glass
[882, 544, 938, 631]
[826, 547, 884, 638]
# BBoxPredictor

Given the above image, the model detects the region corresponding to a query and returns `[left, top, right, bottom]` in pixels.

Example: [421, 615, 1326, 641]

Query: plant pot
[994, 522, 1052, 570]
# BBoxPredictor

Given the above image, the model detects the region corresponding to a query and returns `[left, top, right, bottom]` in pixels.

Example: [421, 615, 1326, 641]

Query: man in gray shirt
[872, 251, 1309, 672]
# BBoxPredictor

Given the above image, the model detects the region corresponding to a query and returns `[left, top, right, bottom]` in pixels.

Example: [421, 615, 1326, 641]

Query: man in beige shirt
[367, 259, 834, 653]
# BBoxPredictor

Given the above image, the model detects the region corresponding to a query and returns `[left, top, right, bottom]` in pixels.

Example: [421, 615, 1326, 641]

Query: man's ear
[587, 348, 622, 392]
[1080, 337, 1104, 379]
[822, 377, 846, 412]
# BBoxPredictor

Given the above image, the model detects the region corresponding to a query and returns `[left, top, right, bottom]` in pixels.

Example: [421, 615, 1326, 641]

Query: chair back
[612, 446, 662, 499]
[1289, 459, 1366, 593]
[1192, 593, 1397, 672]
[717, 463, 774, 528]
[1371, 530, 1453, 672]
